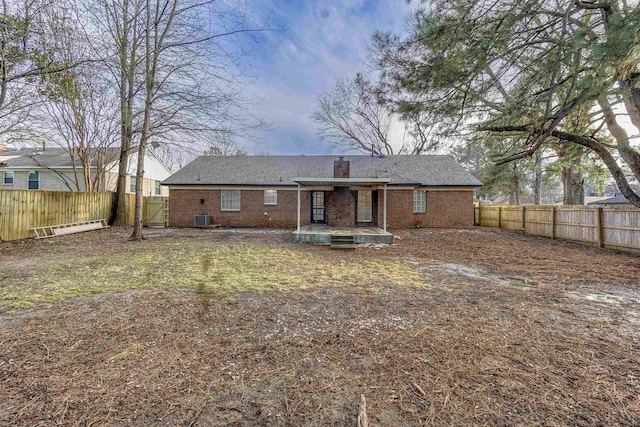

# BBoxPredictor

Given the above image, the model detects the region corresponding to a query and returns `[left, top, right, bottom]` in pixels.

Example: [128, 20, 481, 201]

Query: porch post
[383, 183, 388, 231]
[296, 184, 301, 232]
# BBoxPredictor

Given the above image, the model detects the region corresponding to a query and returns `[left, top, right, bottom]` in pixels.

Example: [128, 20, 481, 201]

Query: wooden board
[52, 222, 106, 236]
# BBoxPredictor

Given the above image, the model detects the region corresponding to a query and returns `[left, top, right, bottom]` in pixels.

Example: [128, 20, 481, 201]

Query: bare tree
[313, 73, 443, 155]
[39, 70, 120, 191]
[398, 108, 441, 155]
[35, 11, 121, 192]
[124, 0, 276, 240]
[88, 0, 146, 225]
[313, 74, 392, 155]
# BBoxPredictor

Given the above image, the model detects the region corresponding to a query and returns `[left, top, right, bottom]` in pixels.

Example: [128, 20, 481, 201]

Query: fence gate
[145, 197, 168, 227]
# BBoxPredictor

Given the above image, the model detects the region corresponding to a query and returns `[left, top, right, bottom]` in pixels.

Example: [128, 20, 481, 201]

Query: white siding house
[0, 147, 172, 196]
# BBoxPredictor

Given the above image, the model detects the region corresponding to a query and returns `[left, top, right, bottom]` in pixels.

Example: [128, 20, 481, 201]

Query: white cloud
[244, 0, 413, 154]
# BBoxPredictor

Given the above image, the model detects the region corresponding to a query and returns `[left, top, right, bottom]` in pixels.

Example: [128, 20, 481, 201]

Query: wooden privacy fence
[0, 190, 169, 241]
[0, 190, 115, 241]
[475, 204, 640, 252]
[122, 195, 169, 228]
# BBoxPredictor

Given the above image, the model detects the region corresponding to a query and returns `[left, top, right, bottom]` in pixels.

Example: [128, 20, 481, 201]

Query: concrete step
[331, 235, 354, 243]
[330, 235, 355, 250]
[330, 243, 356, 250]
[331, 238, 354, 244]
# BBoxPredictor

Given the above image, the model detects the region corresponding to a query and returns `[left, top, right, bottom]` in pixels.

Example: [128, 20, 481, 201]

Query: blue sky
[239, 0, 412, 155]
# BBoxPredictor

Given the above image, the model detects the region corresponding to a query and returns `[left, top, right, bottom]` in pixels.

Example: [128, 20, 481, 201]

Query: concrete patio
[291, 225, 393, 245]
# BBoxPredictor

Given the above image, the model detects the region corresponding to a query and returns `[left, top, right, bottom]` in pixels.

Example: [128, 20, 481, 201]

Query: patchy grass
[2, 228, 640, 426]
[0, 241, 426, 312]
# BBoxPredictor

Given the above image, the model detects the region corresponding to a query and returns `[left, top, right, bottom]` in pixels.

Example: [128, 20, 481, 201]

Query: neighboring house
[485, 194, 536, 206]
[586, 182, 640, 207]
[0, 146, 172, 196]
[584, 196, 609, 205]
[163, 155, 482, 229]
[483, 193, 565, 206]
[587, 194, 638, 207]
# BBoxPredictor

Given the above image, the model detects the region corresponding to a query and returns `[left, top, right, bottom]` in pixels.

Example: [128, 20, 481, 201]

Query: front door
[311, 191, 326, 224]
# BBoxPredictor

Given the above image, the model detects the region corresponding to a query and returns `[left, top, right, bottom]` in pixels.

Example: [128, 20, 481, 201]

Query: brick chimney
[334, 156, 350, 178]
[0, 141, 6, 156]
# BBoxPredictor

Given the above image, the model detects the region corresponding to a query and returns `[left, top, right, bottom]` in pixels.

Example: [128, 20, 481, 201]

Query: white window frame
[27, 171, 40, 190]
[129, 176, 137, 194]
[3, 171, 14, 186]
[155, 180, 162, 196]
[264, 189, 277, 205]
[413, 190, 426, 213]
[221, 190, 241, 211]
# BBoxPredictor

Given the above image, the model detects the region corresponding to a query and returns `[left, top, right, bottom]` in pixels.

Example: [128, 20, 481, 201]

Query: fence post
[595, 207, 604, 248]
[551, 206, 556, 239]
[497, 206, 502, 229]
[521, 206, 526, 233]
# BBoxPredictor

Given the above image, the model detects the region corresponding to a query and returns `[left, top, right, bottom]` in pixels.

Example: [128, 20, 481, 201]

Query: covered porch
[292, 176, 393, 245]
[292, 225, 393, 244]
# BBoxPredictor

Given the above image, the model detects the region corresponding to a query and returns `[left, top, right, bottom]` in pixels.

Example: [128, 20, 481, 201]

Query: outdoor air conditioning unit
[194, 215, 210, 227]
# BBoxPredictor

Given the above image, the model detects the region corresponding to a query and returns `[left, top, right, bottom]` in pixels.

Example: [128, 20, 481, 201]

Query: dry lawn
[1, 227, 639, 426]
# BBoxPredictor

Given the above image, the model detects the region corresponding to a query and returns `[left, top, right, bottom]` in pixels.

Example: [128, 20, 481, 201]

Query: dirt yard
[1, 227, 639, 426]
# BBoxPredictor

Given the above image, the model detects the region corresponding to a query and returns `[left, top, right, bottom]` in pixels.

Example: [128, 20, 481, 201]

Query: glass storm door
[357, 190, 372, 222]
[311, 191, 326, 224]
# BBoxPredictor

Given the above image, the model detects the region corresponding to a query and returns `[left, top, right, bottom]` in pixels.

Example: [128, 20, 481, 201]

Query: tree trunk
[130, 141, 146, 240]
[111, 0, 136, 226]
[513, 162, 520, 206]
[533, 151, 542, 205]
[554, 130, 640, 208]
[113, 146, 130, 226]
[113, 95, 132, 225]
[83, 155, 91, 192]
[555, 144, 584, 205]
[96, 148, 106, 192]
[130, 0, 156, 240]
[562, 165, 584, 205]
[599, 97, 640, 183]
[618, 77, 640, 135]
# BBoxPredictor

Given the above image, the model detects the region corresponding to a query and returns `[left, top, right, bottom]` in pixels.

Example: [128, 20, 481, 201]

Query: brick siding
[326, 187, 356, 226]
[169, 188, 312, 227]
[377, 189, 474, 229]
[169, 187, 474, 229]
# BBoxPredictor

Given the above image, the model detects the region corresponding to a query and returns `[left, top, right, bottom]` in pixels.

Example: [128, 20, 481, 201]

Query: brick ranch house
[163, 155, 482, 235]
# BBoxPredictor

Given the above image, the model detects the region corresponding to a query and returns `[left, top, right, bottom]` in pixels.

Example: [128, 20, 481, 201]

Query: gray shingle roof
[163, 155, 483, 187]
[0, 147, 120, 168]
[587, 194, 634, 205]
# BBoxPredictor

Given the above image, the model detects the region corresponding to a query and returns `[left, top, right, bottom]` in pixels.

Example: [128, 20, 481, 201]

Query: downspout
[297, 184, 301, 232]
[383, 183, 388, 232]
